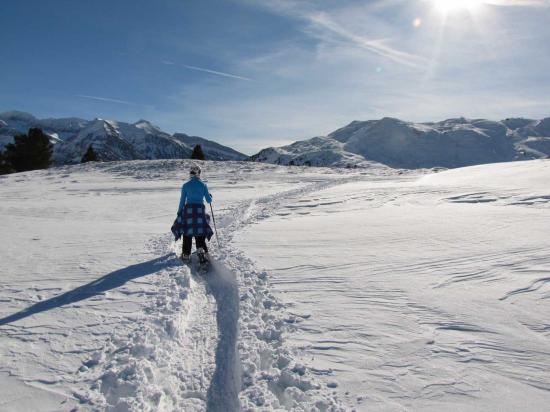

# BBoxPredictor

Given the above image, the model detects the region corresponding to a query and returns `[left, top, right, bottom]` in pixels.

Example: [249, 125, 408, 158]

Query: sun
[432, 0, 483, 15]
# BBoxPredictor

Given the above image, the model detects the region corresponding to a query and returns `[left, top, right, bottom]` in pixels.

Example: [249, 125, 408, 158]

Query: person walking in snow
[171, 165, 213, 264]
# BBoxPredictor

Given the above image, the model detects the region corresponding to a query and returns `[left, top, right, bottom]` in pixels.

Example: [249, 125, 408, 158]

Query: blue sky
[1, 0, 549, 154]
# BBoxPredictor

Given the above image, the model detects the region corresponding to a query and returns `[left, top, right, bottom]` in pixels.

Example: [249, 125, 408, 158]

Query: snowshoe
[196, 248, 210, 272]
[180, 253, 191, 264]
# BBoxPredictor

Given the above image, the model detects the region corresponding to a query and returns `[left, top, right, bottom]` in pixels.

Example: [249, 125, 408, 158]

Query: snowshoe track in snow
[203, 262, 241, 412]
[211, 178, 358, 410]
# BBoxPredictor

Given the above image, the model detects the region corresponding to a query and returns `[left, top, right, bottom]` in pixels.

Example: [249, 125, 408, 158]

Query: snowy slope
[236, 159, 550, 410]
[0, 111, 246, 165]
[250, 117, 550, 169]
[1, 159, 549, 411]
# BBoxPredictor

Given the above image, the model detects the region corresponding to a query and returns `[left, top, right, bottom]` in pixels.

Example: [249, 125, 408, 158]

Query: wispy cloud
[236, 1, 427, 69]
[182, 64, 253, 81]
[162, 61, 252, 81]
[306, 12, 428, 68]
[75, 94, 151, 108]
[483, 0, 550, 6]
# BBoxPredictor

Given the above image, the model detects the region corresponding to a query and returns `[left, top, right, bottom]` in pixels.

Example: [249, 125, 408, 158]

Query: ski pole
[210, 203, 220, 248]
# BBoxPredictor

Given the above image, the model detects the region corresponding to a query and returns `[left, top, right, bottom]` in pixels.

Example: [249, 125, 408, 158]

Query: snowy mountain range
[250, 117, 550, 169]
[3, 111, 550, 170]
[0, 111, 246, 164]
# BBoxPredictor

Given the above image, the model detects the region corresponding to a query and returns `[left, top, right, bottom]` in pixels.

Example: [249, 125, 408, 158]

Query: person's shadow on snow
[0, 254, 178, 326]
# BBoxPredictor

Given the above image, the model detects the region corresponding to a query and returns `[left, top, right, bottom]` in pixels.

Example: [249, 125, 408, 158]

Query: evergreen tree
[81, 145, 99, 163]
[190, 144, 206, 160]
[4, 128, 53, 172]
[0, 150, 12, 175]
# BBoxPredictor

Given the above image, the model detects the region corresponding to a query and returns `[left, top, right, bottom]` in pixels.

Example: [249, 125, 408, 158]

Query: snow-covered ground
[1, 159, 549, 411]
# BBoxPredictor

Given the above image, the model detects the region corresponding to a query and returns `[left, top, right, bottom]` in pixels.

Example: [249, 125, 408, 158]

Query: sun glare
[433, 0, 482, 15]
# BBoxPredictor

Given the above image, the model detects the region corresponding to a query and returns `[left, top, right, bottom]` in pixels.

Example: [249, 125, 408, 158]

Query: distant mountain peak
[378, 116, 404, 123]
[133, 119, 161, 132]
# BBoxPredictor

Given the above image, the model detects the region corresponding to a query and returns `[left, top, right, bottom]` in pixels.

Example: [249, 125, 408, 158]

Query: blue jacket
[177, 176, 212, 213]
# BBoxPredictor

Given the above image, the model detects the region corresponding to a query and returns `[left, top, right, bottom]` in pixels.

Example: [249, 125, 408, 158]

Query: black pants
[182, 236, 208, 255]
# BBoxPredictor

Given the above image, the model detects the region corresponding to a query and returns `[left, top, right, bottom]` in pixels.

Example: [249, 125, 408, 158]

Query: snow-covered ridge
[0, 111, 247, 164]
[173, 133, 246, 162]
[249, 136, 374, 168]
[251, 116, 550, 169]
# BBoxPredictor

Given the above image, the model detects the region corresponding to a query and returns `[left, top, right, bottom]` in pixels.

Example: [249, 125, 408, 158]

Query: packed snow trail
[203, 261, 241, 412]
